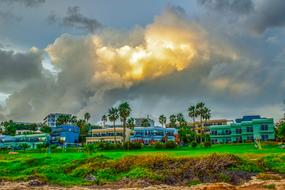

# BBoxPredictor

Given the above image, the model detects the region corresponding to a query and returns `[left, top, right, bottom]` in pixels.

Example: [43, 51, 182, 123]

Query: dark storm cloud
[0, 0, 45, 7]
[248, 0, 285, 33]
[48, 6, 102, 33]
[0, 48, 43, 82]
[0, 48, 44, 95]
[197, 0, 253, 14]
[198, 0, 285, 33]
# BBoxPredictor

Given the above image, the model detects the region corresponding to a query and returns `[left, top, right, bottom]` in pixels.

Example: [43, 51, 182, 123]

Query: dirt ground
[0, 177, 284, 190]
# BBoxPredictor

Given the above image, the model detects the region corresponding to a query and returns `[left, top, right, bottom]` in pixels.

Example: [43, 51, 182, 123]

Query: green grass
[96, 143, 284, 159]
[0, 143, 284, 186]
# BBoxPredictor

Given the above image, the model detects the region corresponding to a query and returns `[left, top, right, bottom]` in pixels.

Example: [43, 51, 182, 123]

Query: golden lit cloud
[46, 7, 239, 96]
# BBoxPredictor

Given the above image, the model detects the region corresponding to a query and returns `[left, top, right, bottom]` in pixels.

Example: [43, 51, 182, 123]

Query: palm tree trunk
[113, 121, 117, 144]
[193, 118, 197, 142]
[123, 120, 126, 143]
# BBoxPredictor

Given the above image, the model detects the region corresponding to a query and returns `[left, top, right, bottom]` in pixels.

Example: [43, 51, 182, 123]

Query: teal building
[209, 115, 275, 144]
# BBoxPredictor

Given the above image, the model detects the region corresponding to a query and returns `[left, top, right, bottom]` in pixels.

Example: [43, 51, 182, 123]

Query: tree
[101, 115, 107, 128]
[127, 117, 135, 129]
[56, 115, 70, 126]
[76, 119, 88, 143]
[141, 118, 150, 128]
[56, 115, 77, 126]
[108, 107, 119, 144]
[118, 102, 132, 143]
[159, 115, 167, 128]
[178, 126, 195, 145]
[84, 112, 91, 122]
[19, 143, 30, 152]
[188, 105, 197, 130]
[177, 113, 186, 127]
[40, 125, 51, 134]
[169, 114, 177, 128]
[196, 102, 205, 128]
[276, 121, 285, 143]
[201, 107, 211, 134]
[70, 115, 78, 124]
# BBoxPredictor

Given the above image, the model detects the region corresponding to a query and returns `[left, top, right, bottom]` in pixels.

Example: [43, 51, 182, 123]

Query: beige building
[86, 127, 132, 143]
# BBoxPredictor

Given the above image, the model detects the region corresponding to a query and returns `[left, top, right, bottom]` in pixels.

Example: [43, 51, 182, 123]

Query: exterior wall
[0, 134, 50, 149]
[130, 127, 179, 144]
[86, 127, 131, 143]
[51, 125, 80, 145]
[15, 130, 34, 135]
[210, 118, 275, 144]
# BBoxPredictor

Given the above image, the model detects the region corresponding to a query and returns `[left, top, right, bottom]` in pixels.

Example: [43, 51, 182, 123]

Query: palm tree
[176, 113, 185, 127]
[159, 115, 167, 128]
[127, 117, 135, 129]
[101, 115, 107, 128]
[141, 118, 150, 128]
[118, 102, 132, 143]
[70, 115, 78, 125]
[56, 115, 69, 126]
[76, 119, 88, 143]
[169, 114, 177, 128]
[201, 107, 211, 137]
[84, 112, 91, 122]
[108, 107, 119, 144]
[196, 102, 205, 130]
[188, 105, 197, 130]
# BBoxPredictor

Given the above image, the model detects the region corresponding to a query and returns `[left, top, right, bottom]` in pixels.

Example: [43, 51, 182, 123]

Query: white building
[43, 113, 71, 128]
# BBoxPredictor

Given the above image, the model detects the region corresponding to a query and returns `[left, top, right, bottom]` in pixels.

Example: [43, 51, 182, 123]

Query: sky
[0, 0, 285, 124]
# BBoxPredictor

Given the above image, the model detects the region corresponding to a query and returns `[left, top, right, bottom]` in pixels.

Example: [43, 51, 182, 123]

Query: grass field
[0, 143, 284, 186]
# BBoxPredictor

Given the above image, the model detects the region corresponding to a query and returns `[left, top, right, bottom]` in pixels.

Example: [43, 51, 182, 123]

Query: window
[260, 124, 268, 131]
[247, 135, 254, 141]
[211, 139, 218, 144]
[246, 127, 253, 132]
[225, 137, 231, 143]
[261, 134, 268, 141]
[211, 130, 217, 135]
[225, 130, 231, 135]
[236, 136, 242, 143]
[236, 128, 242, 134]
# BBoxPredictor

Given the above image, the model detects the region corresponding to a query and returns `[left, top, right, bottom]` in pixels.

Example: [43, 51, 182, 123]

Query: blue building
[209, 115, 275, 144]
[51, 125, 80, 145]
[0, 134, 50, 149]
[130, 127, 179, 144]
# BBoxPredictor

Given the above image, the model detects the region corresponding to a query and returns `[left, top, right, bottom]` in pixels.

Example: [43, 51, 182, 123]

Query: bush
[84, 143, 96, 155]
[191, 141, 198, 148]
[97, 142, 123, 150]
[154, 142, 165, 149]
[123, 142, 142, 150]
[165, 141, 177, 149]
[203, 141, 211, 148]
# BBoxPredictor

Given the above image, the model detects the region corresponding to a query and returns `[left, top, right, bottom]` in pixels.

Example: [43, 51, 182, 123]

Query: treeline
[0, 120, 51, 136]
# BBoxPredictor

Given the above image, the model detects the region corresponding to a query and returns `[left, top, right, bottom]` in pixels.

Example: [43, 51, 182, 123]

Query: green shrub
[130, 142, 143, 150]
[165, 141, 177, 149]
[262, 184, 276, 189]
[154, 142, 165, 149]
[191, 141, 198, 148]
[125, 167, 160, 180]
[84, 144, 95, 155]
[203, 141, 211, 148]
[188, 179, 201, 186]
[97, 142, 121, 150]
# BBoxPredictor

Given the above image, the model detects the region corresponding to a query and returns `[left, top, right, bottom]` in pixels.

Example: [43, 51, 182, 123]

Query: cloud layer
[0, 4, 284, 123]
